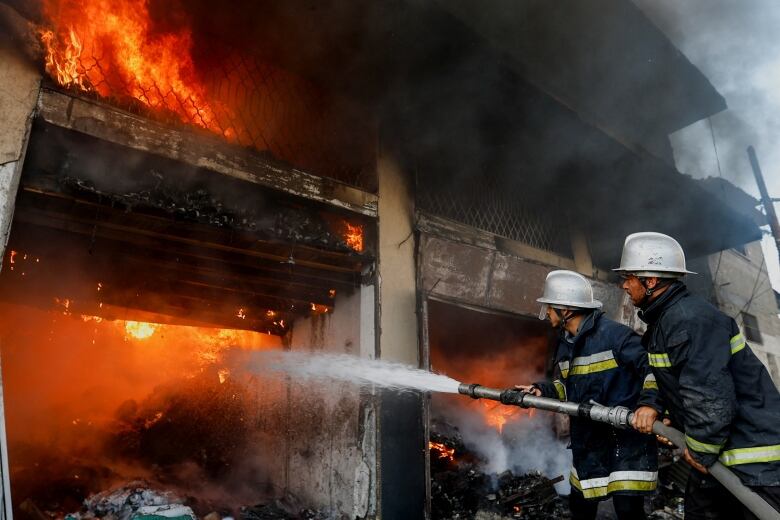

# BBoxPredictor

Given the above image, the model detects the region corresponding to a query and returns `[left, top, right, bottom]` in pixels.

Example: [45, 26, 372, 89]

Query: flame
[9, 251, 16, 264]
[40, 0, 218, 131]
[344, 222, 364, 253]
[218, 368, 230, 384]
[144, 411, 164, 429]
[237, 308, 246, 320]
[310, 303, 329, 314]
[429, 441, 455, 461]
[124, 320, 159, 340]
[481, 401, 526, 434]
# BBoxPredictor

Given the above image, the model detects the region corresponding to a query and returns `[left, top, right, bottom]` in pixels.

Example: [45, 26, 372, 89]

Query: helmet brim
[535, 297, 603, 309]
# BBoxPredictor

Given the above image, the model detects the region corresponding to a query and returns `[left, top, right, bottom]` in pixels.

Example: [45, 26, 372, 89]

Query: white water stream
[251, 350, 462, 393]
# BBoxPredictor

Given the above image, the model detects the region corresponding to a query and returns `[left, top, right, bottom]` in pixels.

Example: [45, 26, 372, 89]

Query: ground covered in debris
[431, 426, 689, 520]
[43, 481, 331, 520]
[430, 430, 570, 520]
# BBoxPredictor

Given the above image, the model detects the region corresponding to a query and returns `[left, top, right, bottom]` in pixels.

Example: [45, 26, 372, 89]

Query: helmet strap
[638, 277, 671, 306]
[552, 307, 568, 328]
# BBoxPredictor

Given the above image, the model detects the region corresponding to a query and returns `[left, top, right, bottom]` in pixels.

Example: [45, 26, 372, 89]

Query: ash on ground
[38, 481, 330, 520]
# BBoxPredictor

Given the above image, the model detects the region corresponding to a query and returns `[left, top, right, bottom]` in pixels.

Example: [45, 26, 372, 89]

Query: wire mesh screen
[40, 28, 376, 190]
[417, 174, 572, 257]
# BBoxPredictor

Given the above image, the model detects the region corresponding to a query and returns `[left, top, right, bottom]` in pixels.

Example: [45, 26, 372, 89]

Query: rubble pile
[57, 483, 330, 520]
[64, 482, 195, 520]
[430, 430, 569, 520]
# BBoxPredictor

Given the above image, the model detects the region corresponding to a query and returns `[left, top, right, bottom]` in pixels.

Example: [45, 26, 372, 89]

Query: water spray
[459, 383, 780, 520]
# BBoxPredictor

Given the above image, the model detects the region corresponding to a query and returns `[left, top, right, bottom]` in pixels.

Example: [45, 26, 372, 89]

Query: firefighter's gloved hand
[514, 385, 541, 397]
[656, 418, 675, 447]
[683, 448, 709, 474]
[631, 406, 658, 434]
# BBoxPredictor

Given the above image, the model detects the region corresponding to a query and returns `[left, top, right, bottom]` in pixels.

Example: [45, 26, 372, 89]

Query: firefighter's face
[622, 275, 647, 306]
[546, 307, 567, 328]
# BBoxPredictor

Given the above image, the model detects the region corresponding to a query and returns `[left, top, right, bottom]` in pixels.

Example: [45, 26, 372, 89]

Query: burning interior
[0, 30, 377, 514]
[426, 300, 572, 518]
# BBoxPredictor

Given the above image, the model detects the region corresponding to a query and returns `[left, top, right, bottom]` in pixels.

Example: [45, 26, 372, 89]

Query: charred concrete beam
[35, 88, 378, 217]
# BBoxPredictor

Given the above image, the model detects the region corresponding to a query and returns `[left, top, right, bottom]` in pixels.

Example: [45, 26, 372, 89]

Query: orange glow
[429, 441, 455, 461]
[480, 401, 526, 434]
[9, 251, 16, 264]
[237, 308, 246, 320]
[40, 0, 219, 132]
[344, 223, 364, 253]
[124, 320, 159, 340]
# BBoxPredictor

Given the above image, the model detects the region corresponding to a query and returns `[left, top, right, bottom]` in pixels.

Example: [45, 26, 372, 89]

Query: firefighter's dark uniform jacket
[640, 281, 780, 486]
[536, 311, 659, 499]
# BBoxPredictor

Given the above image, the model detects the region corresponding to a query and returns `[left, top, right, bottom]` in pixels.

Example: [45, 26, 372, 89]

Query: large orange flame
[41, 0, 220, 132]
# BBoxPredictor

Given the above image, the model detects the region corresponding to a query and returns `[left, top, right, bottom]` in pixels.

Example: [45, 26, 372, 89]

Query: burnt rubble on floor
[29, 481, 331, 520]
[430, 427, 570, 520]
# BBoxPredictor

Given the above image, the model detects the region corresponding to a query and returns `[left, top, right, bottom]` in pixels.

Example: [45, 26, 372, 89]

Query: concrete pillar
[376, 149, 425, 519]
[570, 228, 594, 278]
[377, 152, 418, 365]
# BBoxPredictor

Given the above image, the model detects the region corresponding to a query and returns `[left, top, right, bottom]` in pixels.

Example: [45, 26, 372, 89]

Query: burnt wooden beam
[35, 87, 378, 217]
[16, 192, 364, 275]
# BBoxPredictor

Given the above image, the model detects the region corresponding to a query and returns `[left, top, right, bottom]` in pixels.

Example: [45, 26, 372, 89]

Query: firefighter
[517, 270, 659, 520]
[617, 232, 780, 519]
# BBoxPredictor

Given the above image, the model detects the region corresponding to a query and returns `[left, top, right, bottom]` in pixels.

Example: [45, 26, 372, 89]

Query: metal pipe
[459, 383, 780, 520]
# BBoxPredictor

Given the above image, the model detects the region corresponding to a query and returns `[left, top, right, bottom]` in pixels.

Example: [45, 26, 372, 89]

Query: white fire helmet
[536, 270, 603, 320]
[613, 232, 696, 278]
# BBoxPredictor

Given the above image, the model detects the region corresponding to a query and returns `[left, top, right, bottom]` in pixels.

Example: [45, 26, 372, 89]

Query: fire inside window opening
[37, 0, 377, 191]
[427, 300, 571, 518]
[0, 97, 375, 517]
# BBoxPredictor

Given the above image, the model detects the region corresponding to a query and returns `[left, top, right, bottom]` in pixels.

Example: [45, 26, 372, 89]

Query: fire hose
[458, 383, 780, 520]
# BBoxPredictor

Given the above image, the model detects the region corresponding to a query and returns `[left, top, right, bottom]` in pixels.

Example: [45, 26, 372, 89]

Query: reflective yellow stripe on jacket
[730, 333, 746, 355]
[553, 379, 566, 401]
[719, 445, 780, 467]
[649, 333, 746, 370]
[568, 351, 618, 376]
[648, 353, 671, 368]
[569, 468, 657, 499]
[686, 435, 724, 454]
[642, 373, 658, 391]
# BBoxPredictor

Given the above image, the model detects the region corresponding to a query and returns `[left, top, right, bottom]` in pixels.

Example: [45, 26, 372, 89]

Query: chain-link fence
[417, 174, 572, 257]
[41, 30, 376, 191]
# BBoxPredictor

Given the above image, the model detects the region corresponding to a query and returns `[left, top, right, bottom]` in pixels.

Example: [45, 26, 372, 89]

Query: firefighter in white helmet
[617, 232, 780, 519]
[517, 270, 659, 520]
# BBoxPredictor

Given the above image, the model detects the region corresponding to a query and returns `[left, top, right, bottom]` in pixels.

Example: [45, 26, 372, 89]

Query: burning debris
[430, 429, 569, 520]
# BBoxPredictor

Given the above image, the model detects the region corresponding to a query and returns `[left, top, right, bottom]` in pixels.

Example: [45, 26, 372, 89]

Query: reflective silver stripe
[719, 445, 780, 466]
[558, 361, 570, 378]
[649, 353, 672, 368]
[730, 333, 746, 355]
[642, 373, 658, 390]
[570, 468, 657, 498]
[571, 350, 615, 367]
[569, 350, 618, 376]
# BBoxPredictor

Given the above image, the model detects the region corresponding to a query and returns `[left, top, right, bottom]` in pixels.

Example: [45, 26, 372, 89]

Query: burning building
[0, 0, 765, 519]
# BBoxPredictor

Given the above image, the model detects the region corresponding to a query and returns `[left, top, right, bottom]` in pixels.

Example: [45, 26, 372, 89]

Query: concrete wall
[709, 243, 780, 387]
[0, 41, 39, 263]
[286, 289, 376, 518]
[418, 232, 627, 324]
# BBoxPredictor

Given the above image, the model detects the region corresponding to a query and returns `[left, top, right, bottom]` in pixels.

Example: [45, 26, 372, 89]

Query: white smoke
[632, 0, 780, 289]
[434, 396, 572, 494]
